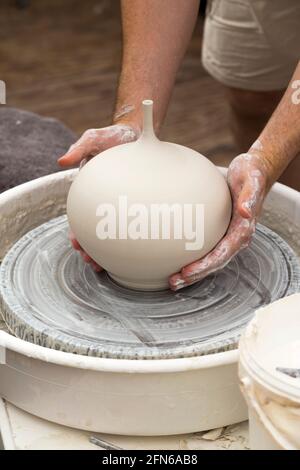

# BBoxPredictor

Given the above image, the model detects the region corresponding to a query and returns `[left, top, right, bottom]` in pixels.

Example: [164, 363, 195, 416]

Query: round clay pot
[67, 100, 232, 290]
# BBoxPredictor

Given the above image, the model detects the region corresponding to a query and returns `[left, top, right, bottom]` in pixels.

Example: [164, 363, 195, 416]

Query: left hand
[169, 152, 270, 291]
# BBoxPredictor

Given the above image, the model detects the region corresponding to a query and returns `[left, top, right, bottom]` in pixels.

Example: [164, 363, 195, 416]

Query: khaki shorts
[202, 0, 300, 91]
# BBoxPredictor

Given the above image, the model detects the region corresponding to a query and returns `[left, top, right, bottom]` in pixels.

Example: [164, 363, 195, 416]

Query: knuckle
[240, 238, 251, 249]
[83, 128, 97, 140]
[240, 227, 255, 247]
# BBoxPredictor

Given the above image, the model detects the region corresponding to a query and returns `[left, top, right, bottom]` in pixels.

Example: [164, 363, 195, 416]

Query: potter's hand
[69, 231, 103, 272]
[169, 153, 270, 291]
[57, 124, 139, 167]
[59, 124, 139, 270]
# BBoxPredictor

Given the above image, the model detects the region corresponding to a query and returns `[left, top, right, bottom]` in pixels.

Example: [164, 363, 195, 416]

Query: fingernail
[170, 277, 188, 291]
[57, 156, 67, 165]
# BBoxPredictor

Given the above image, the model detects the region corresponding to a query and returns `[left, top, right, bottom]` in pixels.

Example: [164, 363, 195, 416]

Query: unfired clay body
[67, 100, 232, 290]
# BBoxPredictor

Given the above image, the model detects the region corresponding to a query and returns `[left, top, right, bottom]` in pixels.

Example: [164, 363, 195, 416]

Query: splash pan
[1, 215, 299, 360]
[0, 171, 300, 435]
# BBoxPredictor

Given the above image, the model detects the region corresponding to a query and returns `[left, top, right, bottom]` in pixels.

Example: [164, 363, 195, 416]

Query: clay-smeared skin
[169, 153, 268, 290]
[59, 123, 140, 270]
[58, 123, 140, 167]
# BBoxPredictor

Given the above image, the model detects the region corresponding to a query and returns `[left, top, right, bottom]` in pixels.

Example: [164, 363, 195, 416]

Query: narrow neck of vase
[141, 99, 157, 140]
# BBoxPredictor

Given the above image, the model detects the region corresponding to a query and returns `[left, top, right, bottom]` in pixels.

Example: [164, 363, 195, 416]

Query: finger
[58, 144, 88, 168]
[227, 154, 247, 196]
[57, 131, 110, 168]
[237, 169, 265, 219]
[170, 216, 255, 290]
[181, 240, 234, 283]
[71, 238, 82, 251]
[77, 248, 92, 263]
[228, 154, 267, 219]
[80, 252, 102, 271]
[168, 273, 189, 291]
[69, 232, 81, 251]
[69, 230, 102, 269]
[78, 248, 102, 270]
[91, 261, 103, 272]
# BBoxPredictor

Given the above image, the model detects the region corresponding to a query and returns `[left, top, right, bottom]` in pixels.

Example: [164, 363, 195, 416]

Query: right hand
[57, 123, 140, 168]
[58, 123, 140, 270]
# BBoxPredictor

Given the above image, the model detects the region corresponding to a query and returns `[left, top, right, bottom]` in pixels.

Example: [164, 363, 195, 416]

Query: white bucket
[239, 294, 300, 450]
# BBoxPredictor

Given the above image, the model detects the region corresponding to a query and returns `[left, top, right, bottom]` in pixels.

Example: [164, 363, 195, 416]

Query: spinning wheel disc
[0, 216, 299, 359]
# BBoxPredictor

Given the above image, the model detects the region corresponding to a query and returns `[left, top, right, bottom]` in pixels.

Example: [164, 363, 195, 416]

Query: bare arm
[249, 62, 300, 186]
[115, 0, 200, 131]
[58, 0, 199, 167]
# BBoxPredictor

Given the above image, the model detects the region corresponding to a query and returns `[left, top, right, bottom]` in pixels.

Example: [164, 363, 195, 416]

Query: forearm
[249, 62, 300, 187]
[114, 0, 200, 132]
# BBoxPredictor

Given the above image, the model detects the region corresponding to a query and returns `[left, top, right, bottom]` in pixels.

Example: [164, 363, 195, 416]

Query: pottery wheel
[0, 215, 299, 359]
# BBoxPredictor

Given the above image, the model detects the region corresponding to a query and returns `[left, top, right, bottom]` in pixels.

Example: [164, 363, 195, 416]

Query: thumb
[237, 175, 265, 219]
[58, 144, 87, 167]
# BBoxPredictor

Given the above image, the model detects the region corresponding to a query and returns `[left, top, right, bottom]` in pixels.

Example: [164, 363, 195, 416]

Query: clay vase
[67, 100, 232, 290]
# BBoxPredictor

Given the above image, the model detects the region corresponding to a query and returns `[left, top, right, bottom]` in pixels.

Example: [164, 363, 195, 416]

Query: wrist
[112, 116, 142, 138]
[113, 98, 163, 136]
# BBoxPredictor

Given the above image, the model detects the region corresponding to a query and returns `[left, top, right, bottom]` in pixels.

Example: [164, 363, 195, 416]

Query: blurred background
[0, 0, 233, 175]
